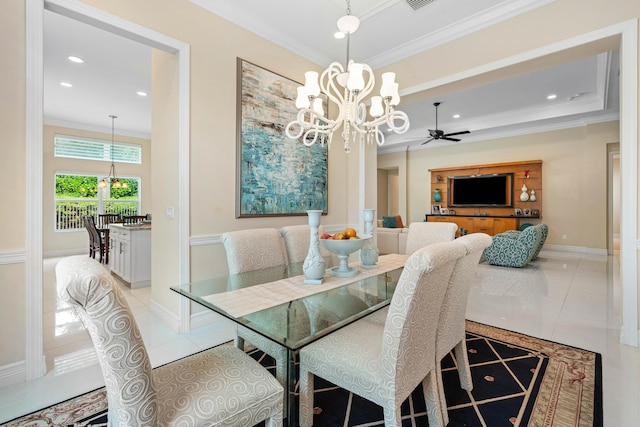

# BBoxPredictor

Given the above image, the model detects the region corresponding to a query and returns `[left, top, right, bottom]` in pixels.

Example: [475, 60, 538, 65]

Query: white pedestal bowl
[319, 235, 371, 277]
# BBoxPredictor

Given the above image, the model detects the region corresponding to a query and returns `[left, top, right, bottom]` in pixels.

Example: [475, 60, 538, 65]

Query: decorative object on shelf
[514, 208, 523, 217]
[524, 169, 530, 178]
[436, 175, 443, 182]
[434, 188, 442, 202]
[236, 59, 328, 217]
[360, 209, 379, 268]
[98, 115, 128, 189]
[303, 210, 326, 284]
[440, 207, 450, 215]
[432, 205, 441, 215]
[532, 209, 540, 217]
[285, 0, 409, 153]
[320, 235, 370, 277]
[524, 208, 532, 217]
[520, 184, 529, 202]
[529, 189, 537, 202]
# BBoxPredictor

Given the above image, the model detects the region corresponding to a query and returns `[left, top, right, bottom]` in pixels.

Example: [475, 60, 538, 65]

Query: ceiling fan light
[337, 15, 360, 34]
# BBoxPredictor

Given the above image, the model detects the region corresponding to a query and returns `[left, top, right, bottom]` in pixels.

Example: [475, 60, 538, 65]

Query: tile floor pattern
[0, 249, 639, 425]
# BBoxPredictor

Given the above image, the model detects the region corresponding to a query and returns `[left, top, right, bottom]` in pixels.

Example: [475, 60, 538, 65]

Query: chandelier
[98, 115, 128, 189]
[285, 0, 410, 153]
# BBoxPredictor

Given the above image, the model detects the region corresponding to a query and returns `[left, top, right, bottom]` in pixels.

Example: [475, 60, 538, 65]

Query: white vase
[520, 184, 529, 202]
[360, 208, 379, 268]
[303, 210, 326, 284]
[530, 189, 537, 202]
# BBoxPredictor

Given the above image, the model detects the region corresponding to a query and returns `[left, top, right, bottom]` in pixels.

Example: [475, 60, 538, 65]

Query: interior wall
[379, 121, 619, 251]
[42, 124, 151, 256]
[389, 173, 399, 217]
[377, 169, 389, 218]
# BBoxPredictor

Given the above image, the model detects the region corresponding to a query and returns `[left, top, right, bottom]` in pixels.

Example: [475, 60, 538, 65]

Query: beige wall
[379, 121, 619, 251]
[42, 125, 151, 256]
[2, 0, 639, 371]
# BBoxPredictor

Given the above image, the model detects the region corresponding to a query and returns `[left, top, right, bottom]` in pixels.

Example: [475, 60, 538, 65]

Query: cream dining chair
[56, 255, 283, 427]
[298, 241, 466, 427]
[404, 222, 458, 255]
[280, 224, 332, 265]
[220, 228, 290, 390]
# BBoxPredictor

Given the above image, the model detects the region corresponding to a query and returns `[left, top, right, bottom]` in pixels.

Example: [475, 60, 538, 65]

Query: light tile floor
[1, 250, 639, 425]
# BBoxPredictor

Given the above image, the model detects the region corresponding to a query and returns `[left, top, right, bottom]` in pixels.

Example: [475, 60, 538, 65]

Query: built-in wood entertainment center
[426, 160, 542, 236]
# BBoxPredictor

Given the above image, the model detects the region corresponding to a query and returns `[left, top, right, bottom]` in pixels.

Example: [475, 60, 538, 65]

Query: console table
[425, 214, 537, 236]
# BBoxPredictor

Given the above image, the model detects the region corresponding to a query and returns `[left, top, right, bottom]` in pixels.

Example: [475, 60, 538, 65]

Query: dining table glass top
[170, 254, 406, 351]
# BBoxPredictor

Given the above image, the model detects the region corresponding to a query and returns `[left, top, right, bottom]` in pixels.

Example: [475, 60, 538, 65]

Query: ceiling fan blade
[421, 138, 435, 145]
[443, 130, 470, 137]
[442, 137, 462, 142]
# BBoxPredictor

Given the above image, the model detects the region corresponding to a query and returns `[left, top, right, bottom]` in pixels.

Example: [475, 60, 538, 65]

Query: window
[54, 135, 142, 164]
[55, 173, 140, 231]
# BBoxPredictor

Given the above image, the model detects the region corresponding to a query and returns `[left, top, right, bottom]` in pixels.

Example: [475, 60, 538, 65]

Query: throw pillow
[382, 216, 397, 228]
[395, 215, 404, 228]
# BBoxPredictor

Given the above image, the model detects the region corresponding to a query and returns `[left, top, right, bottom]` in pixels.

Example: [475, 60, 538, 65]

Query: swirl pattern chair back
[56, 255, 284, 427]
[404, 222, 458, 255]
[280, 224, 332, 264]
[298, 240, 466, 427]
[221, 228, 287, 274]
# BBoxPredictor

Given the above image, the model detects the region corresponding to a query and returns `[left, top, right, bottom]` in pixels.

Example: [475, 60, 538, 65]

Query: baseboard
[148, 298, 181, 331]
[148, 299, 235, 342]
[0, 360, 25, 388]
[543, 244, 608, 255]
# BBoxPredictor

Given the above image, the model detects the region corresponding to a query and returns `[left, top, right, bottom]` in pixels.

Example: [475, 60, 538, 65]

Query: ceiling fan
[421, 102, 470, 144]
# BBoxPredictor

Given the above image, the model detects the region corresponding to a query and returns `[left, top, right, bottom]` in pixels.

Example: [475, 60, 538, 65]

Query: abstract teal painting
[236, 58, 328, 217]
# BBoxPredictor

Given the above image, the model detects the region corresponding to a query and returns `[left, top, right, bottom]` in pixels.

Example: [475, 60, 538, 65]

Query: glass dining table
[170, 254, 406, 427]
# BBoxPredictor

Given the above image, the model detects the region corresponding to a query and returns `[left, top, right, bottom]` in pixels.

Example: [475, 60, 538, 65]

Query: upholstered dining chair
[404, 222, 458, 255]
[280, 224, 332, 265]
[433, 233, 492, 423]
[220, 228, 289, 389]
[83, 215, 106, 263]
[298, 241, 466, 427]
[56, 255, 283, 427]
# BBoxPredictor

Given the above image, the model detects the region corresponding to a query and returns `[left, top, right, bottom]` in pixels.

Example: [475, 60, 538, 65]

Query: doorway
[26, 0, 191, 379]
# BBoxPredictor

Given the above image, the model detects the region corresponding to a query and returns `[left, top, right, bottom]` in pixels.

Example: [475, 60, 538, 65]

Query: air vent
[404, 0, 437, 10]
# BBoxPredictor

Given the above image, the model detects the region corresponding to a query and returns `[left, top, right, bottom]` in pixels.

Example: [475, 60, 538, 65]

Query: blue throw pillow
[382, 216, 397, 228]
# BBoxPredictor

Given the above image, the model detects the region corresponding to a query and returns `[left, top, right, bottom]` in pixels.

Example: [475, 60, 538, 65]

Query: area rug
[1, 321, 602, 427]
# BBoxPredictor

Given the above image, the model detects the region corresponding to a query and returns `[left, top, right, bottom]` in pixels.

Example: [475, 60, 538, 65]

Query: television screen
[448, 173, 513, 207]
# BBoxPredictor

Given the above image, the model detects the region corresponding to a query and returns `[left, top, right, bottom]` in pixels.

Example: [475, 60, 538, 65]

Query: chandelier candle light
[285, 0, 410, 153]
[98, 115, 128, 189]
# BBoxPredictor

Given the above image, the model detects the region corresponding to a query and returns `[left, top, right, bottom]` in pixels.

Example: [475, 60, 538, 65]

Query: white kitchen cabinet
[109, 223, 151, 288]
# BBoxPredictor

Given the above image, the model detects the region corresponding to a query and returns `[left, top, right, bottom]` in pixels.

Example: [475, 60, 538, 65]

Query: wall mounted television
[447, 173, 514, 207]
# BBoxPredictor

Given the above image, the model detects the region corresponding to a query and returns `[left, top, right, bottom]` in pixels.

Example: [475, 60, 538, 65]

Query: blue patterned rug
[2, 321, 602, 427]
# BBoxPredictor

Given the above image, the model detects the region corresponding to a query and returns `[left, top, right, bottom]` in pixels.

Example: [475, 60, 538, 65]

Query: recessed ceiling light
[547, 94, 557, 100]
[60, 82, 73, 88]
[334, 31, 345, 39]
[136, 91, 148, 97]
[67, 56, 84, 63]
[452, 114, 460, 119]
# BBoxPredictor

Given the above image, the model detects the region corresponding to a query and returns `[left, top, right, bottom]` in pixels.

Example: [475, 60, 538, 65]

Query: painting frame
[235, 58, 328, 218]
[432, 205, 441, 215]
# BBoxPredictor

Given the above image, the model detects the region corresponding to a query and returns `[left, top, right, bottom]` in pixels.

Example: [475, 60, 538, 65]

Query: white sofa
[376, 220, 409, 255]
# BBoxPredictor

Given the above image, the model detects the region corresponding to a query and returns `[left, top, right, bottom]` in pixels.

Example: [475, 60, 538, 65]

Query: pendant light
[98, 115, 128, 189]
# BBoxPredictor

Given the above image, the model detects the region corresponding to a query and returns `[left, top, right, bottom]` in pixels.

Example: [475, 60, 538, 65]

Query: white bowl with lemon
[319, 228, 371, 277]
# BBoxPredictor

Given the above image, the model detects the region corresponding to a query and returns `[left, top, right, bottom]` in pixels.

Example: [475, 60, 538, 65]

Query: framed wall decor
[514, 208, 523, 217]
[432, 205, 441, 215]
[235, 58, 328, 217]
[440, 207, 450, 215]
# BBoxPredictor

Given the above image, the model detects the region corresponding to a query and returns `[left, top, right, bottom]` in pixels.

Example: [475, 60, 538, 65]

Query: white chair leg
[435, 363, 449, 425]
[422, 371, 445, 427]
[299, 368, 314, 427]
[455, 340, 473, 391]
